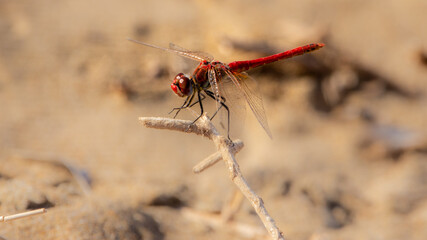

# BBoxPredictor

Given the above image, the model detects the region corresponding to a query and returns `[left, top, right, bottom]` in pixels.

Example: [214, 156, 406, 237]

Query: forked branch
[139, 115, 285, 240]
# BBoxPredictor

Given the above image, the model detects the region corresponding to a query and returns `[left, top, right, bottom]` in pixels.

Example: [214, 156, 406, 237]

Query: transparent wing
[208, 68, 222, 109]
[215, 70, 247, 138]
[127, 38, 213, 62]
[221, 68, 273, 139]
[169, 43, 214, 62]
[206, 66, 246, 138]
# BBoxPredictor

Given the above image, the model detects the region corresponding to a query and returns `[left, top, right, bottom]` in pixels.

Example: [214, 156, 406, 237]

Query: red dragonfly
[129, 39, 324, 139]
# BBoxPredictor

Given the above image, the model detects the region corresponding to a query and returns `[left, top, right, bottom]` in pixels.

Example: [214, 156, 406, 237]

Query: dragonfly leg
[204, 90, 231, 141]
[169, 91, 198, 118]
[188, 93, 205, 108]
[169, 95, 190, 117]
[204, 90, 226, 119]
[191, 90, 205, 124]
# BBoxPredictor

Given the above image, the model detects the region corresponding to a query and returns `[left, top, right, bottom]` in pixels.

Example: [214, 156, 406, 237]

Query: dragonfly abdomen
[228, 43, 324, 72]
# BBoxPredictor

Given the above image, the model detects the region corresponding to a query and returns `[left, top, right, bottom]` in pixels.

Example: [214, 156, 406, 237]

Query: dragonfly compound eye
[171, 73, 192, 97]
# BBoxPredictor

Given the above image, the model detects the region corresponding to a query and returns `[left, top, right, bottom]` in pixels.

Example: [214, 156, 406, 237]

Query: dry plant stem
[193, 139, 244, 173]
[213, 136, 284, 240]
[139, 115, 285, 240]
[0, 208, 47, 222]
[140, 117, 212, 138]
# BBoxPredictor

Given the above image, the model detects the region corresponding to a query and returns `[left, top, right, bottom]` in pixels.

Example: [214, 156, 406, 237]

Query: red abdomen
[228, 43, 325, 73]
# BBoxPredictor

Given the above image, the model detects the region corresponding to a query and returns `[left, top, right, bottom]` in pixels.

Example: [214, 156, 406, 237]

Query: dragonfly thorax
[171, 73, 193, 97]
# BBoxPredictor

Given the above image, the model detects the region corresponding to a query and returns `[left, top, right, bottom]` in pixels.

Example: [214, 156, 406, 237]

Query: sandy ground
[1, 0, 427, 239]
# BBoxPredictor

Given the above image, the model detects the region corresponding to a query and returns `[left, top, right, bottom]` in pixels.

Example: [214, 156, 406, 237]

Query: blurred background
[1, 0, 427, 239]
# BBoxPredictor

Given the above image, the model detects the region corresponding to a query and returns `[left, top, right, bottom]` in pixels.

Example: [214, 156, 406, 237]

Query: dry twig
[139, 114, 285, 240]
[0, 208, 47, 222]
[193, 139, 244, 174]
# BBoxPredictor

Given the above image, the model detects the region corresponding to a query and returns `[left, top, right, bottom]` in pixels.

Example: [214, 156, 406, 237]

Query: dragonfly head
[171, 73, 193, 97]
